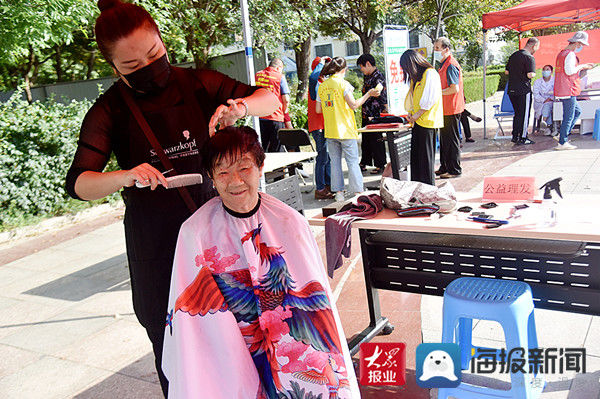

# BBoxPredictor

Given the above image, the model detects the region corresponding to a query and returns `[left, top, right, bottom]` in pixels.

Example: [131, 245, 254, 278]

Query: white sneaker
[334, 192, 345, 202]
[542, 127, 552, 136]
[555, 142, 577, 150]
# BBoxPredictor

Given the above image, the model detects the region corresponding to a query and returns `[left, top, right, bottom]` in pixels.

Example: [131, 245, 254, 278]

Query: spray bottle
[539, 177, 563, 225]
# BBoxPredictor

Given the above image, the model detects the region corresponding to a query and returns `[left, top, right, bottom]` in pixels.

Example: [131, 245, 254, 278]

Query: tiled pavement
[1, 103, 600, 398]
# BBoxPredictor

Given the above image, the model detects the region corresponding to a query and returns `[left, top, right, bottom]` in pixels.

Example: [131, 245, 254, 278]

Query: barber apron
[117, 70, 217, 332]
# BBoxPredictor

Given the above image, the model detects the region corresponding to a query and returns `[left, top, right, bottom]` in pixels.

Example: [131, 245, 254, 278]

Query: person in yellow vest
[400, 49, 444, 186]
[434, 37, 464, 179]
[316, 57, 380, 202]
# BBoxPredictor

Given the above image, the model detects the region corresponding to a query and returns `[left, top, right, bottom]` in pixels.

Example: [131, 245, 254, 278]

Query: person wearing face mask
[554, 31, 594, 150]
[533, 65, 555, 135]
[64, 1, 278, 395]
[433, 37, 464, 179]
[357, 53, 388, 175]
[505, 37, 540, 145]
[255, 58, 290, 152]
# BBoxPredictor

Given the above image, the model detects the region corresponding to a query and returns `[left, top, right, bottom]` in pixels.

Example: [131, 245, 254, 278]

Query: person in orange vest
[308, 56, 334, 199]
[434, 37, 464, 179]
[255, 58, 290, 152]
[554, 31, 594, 150]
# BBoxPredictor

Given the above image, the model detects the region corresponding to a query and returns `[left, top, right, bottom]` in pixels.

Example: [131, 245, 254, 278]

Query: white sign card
[382, 25, 410, 116]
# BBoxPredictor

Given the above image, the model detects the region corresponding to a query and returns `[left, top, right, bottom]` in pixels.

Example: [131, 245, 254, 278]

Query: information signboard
[383, 25, 410, 116]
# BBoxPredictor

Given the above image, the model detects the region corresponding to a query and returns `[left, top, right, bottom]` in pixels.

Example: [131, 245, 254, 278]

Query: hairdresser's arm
[75, 164, 168, 200]
[246, 88, 279, 116]
[209, 88, 278, 135]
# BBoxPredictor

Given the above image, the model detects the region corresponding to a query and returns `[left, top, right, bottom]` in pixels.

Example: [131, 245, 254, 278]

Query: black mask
[123, 53, 171, 94]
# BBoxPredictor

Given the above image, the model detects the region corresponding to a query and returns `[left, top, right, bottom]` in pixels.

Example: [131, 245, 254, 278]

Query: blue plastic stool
[438, 277, 543, 399]
[593, 109, 600, 141]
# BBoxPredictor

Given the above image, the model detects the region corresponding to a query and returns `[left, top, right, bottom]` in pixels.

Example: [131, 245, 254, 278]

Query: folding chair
[265, 174, 304, 215]
[493, 83, 514, 140]
[277, 128, 315, 193]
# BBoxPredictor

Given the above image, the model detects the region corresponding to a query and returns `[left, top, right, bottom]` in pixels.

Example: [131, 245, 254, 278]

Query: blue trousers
[559, 97, 581, 145]
[327, 138, 363, 193]
[310, 129, 331, 190]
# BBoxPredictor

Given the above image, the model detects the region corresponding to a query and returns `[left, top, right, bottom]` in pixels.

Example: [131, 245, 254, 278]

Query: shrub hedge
[463, 74, 501, 104]
[0, 90, 119, 231]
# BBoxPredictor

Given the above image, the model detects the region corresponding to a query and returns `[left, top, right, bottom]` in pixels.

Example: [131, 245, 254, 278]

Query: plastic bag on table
[380, 177, 457, 213]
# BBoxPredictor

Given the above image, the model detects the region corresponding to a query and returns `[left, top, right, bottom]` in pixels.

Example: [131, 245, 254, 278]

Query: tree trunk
[359, 34, 372, 55]
[54, 45, 63, 81]
[23, 46, 35, 103]
[294, 36, 311, 102]
[86, 50, 96, 80]
[194, 46, 210, 69]
[24, 74, 33, 103]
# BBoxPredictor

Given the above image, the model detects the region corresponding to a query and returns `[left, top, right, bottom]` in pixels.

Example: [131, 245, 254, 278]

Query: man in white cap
[554, 31, 594, 150]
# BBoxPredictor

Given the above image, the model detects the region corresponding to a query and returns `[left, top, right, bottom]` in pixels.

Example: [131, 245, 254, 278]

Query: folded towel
[325, 194, 383, 277]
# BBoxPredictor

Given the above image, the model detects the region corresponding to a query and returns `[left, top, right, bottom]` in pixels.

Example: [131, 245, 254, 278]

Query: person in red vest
[434, 37, 464, 179]
[255, 58, 290, 152]
[554, 31, 594, 150]
[308, 56, 334, 199]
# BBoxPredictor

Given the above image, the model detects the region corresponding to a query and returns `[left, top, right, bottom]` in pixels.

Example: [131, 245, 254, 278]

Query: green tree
[251, 0, 324, 102]
[139, 0, 241, 68]
[320, 0, 416, 55]
[0, 0, 95, 100]
[406, 0, 519, 46]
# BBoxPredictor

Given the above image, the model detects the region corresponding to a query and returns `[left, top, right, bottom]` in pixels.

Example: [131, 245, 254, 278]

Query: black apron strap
[118, 82, 198, 213]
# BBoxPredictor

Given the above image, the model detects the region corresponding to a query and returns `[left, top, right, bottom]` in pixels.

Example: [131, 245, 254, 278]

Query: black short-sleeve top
[506, 49, 536, 95]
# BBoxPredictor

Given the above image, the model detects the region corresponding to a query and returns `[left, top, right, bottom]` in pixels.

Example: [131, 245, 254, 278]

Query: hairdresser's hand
[208, 99, 247, 136]
[583, 63, 595, 70]
[122, 163, 168, 190]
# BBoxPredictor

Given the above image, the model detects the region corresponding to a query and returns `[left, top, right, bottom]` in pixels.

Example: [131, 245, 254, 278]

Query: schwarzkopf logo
[183, 130, 190, 140]
[149, 138, 197, 159]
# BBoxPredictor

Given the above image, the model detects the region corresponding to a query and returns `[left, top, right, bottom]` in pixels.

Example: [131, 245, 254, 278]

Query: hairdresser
[64, 1, 277, 395]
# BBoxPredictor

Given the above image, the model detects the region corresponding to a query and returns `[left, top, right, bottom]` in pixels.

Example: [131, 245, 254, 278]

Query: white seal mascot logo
[419, 350, 458, 381]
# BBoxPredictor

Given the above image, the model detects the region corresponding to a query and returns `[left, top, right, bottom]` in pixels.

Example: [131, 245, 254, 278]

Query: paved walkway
[1, 108, 600, 398]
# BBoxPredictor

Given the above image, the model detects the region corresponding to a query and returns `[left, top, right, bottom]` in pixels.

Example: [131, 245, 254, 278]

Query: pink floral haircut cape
[162, 194, 360, 399]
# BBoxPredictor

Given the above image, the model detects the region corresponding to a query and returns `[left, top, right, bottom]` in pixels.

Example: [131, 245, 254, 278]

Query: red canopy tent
[479, 0, 600, 138]
[483, 0, 600, 32]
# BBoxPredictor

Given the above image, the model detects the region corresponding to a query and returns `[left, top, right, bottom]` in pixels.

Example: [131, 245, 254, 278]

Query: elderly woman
[162, 126, 359, 399]
[532, 64, 555, 135]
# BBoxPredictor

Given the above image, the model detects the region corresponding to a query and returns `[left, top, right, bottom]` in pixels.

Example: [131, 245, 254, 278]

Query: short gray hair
[435, 37, 452, 50]
[526, 37, 540, 47]
[269, 58, 283, 68]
